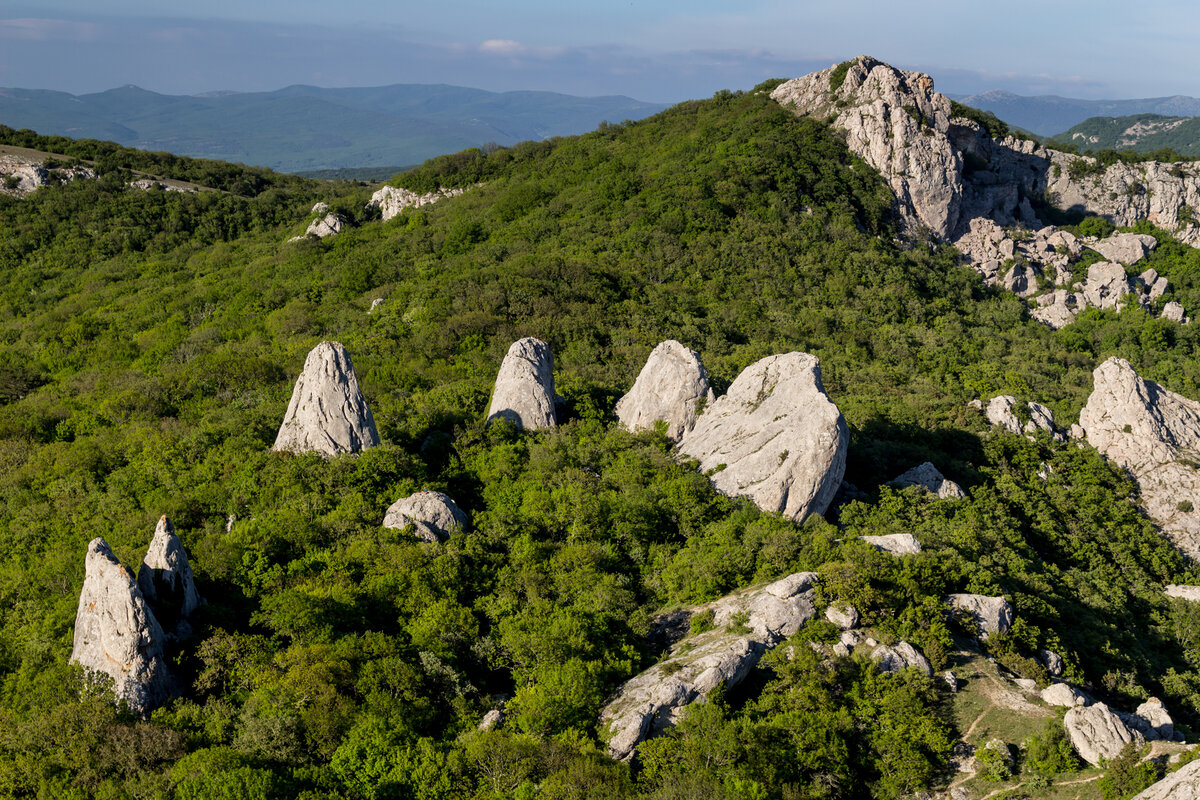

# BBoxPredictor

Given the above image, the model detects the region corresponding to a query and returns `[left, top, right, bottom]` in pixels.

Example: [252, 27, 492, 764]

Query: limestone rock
[369, 298, 384, 313]
[891, 461, 966, 500]
[1130, 758, 1200, 799]
[871, 641, 932, 676]
[1082, 261, 1132, 311]
[137, 516, 201, 635]
[71, 538, 173, 715]
[1031, 290, 1081, 329]
[1040, 648, 1064, 676]
[677, 353, 847, 522]
[1014, 677, 1038, 691]
[311, 202, 329, 215]
[1041, 682, 1087, 707]
[947, 593, 1013, 639]
[944, 670, 959, 691]
[367, 185, 470, 221]
[985, 396, 1063, 440]
[599, 573, 818, 761]
[1132, 698, 1175, 741]
[615, 341, 715, 440]
[382, 491, 468, 543]
[825, 603, 859, 630]
[486, 338, 556, 430]
[1079, 357, 1200, 558]
[1093, 233, 1158, 266]
[479, 700, 506, 732]
[272, 341, 381, 457]
[1162, 301, 1190, 324]
[1065, 702, 1144, 766]
[861, 533, 922, 556]
[305, 212, 345, 239]
[1165, 585, 1200, 602]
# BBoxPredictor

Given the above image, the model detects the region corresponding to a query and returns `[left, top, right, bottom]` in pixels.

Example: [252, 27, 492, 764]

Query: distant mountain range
[951, 89, 1200, 137]
[0, 84, 669, 173]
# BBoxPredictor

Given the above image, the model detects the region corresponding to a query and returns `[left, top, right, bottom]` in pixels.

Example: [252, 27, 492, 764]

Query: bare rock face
[677, 353, 847, 522]
[272, 341, 381, 457]
[367, 185, 469, 221]
[382, 491, 468, 543]
[1081, 261, 1132, 311]
[1079, 357, 1200, 558]
[1093, 233, 1158, 266]
[71, 538, 173, 715]
[871, 641, 932, 676]
[1162, 301, 1190, 324]
[1165, 584, 1200, 602]
[137, 516, 201, 635]
[861, 533, 922, 556]
[891, 462, 966, 500]
[1041, 682, 1088, 707]
[947, 593, 1013, 639]
[599, 573, 818, 761]
[615, 341, 715, 441]
[1131, 758, 1200, 799]
[1064, 702, 1143, 766]
[486, 338, 556, 430]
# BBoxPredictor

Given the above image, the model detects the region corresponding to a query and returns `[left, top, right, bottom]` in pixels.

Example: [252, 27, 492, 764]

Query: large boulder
[1093, 233, 1158, 266]
[272, 341, 381, 457]
[890, 462, 966, 500]
[137, 516, 201, 635]
[383, 491, 468, 543]
[871, 641, 932, 676]
[615, 340, 715, 440]
[599, 573, 818, 761]
[985, 396, 1063, 439]
[1131, 758, 1200, 799]
[1131, 698, 1175, 741]
[1064, 702, 1143, 766]
[1079, 357, 1200, 558]
[677, 353, 847, 522]
[946, 593, 1013, 639]
[71, 538, 173, 715]
[861, 533, 922, 556]
[1041, 682, 1088, 707]
[486, 338, 557, 430]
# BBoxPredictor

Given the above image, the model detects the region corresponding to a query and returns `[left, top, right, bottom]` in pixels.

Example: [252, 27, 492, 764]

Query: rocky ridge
[272, 341, 381, 457]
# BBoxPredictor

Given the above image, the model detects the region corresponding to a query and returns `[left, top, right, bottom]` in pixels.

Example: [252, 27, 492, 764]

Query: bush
[976, 738, 1014, 782]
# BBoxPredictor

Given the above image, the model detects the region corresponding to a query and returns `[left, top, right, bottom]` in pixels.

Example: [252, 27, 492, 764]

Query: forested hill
[1, 82, 1200, 799]
[1054, 113, 1200, 157]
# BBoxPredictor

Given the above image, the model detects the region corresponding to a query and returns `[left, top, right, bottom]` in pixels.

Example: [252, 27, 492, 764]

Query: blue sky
[1, 1, 1197, 101]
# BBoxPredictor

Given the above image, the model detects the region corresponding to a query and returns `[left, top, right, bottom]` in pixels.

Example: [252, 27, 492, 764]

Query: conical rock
[138, 516, 201, 635]
[273, 341, 380, 457]
[677, 353, 847, 521]
[615, 340, 714, 440]
[487, 337, 556, 430]
[383, 491, 468, 543]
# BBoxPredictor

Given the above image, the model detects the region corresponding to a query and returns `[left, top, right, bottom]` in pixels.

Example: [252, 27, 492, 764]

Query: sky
[0, 1, 1197, 102]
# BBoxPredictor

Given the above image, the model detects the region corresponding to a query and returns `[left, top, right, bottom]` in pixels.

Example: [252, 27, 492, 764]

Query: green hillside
[1, 85, 1200, 799]
[1054, 112, 1200, 156]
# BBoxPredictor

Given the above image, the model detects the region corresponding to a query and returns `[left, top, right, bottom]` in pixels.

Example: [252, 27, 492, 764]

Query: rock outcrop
[0, 152, 97, 197]
[890, 462, 966, 500]
[1131, 758, 1200, 799]
[486, 338, 557, 430]
[1079, 357, 1200, 558]
[1129, 698, 1175, 741]
[382, 491, 468, 543]
[1094, 233, 1158, 266]
[368, 185, 470, 221]
[1064, 702, 1143, 766]
[871, 641, 932, 676]
[137, 516, 201, 635]
[599, 573, 818, 761]
[677, 353, 847, 522]
[946, 594, 1013, 639]
[615, 341, 714, 440]
[825, 603, 859, 630]
[272, 341, 381, 457]
[985, 396, 1064, 440]
[1165, 585, 1200, 602]
[861, 533, 922, 556]
[71, 538, 173, 715]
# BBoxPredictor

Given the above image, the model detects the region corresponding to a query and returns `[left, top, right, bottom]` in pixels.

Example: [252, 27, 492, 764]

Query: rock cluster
[983, 396, 1064, 440]
[368, 185, 470, 221]
[599, 573, 818, 761]
[137, 516, 202, 636]
[486, 337, 557, 430]
[0, 153, 96, 197]
[946, 593, 1013, 639]
[383, 490, 468, 543]
[615, 340, 714, 441]
[890, 462, 965, 500]
[272, 341, 381, 457]
[1079, 357, 1200, 558]
[677, 353, 847, 522]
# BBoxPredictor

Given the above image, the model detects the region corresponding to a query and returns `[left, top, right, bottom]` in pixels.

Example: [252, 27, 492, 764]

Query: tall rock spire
[138, 516, 201, 635]
[272, 341, 381, 456]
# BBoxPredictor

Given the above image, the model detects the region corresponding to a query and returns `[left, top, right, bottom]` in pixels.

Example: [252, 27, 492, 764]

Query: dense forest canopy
[0, 85, 1199, 799]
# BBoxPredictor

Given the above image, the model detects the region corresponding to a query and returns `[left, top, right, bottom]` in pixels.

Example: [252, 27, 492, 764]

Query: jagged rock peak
[137, 516, 201, 632]
[71, 538, 173, 715]
[487, 337, 556, 430]
[383, 490, 468, 543]
[677, 352, 847, 522]
[615, 340, 715, 441]
[1079, 357, 1200, 558]
[272, 341, 381, 457]
[890, 462, 965, 500]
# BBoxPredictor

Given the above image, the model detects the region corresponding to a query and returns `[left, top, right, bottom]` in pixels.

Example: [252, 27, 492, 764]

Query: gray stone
[369, 298, 384, 312]
[891, 461, 966, 500]
[1082, 261, 1132, 311]
[1014, 677, 1038, 691]
[944, 670, 959, 692]
[487, 338, 556, 430]
[871, 641, 932, 676]
[383, 490, 468, 543]
[137, 516, 201, 635]
[1134, 698, 1175, 741]
[615, 340, 714, 441]
[861, 533, 922, 556]
[1064, 702, 1143, 766]
[273, 341, 381, 457]
[1041, 682, 1087, 707]
[825, 603, 859, 630]
[311, 202, 329, 215]
[678, 352, 847, 522]
[1130, 758, 1200, 799]
[71, 538, 173, 715]
[1094, 233, 1158, 266]
[1166, 585, 1200, 602]
[947, 593, 1013, 639]
[367, 185, 469, 221]
[1163, 301, 1190, 324]
[986, 395, 1062, 439]
[1040, 648, 1064, 676]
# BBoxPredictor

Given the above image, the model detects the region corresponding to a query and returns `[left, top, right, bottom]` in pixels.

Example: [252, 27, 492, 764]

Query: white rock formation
[71, 538, 173, 715]
[599, 573, 818, 761]
[825, 603, 859, 630]
[871, 641, 932, 676]
[1079, 357, 1200, 558]
[1131, 758, 1200, 799]
[1132, 698, 1175, 741]
[382, 491, 468, 543]
[985, 396, 1063, 440]
[486, 337, 556, 430]
[890, 462, 966, 500]
[615, 341, 714, 440]
[1165, 585, 1200, 602]
[947, 594, 1013, 639]
[1093, 233, 1158, 266]
[137, 516, 201, 634]
[1041, 682, 1087, 707]
[861, 533, 922, 556]
[1064, 702, 1143, 766]
[677, 353, 847, 522]
[1040, 648, 1064, 676]
[272, 341, 381, 457]
[288, 211, 346, 242]
[368, 185, 470, 221]
[1162, 301, 1190, 324]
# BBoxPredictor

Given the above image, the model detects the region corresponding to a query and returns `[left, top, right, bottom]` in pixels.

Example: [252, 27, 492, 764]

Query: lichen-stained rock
[382, 490, 468, 543]
[890, 461, 966, 500]
[273, 341, 381, 456]
[599, 573, 818, 761]
[1131, 758, 1200, 799]
[946, 593, 1013, 639]
[871, 641, 932, 676]
[861, 533, 922, 556]
[1041, 682, 1088, 707]
[71, 538, 173, 715]
[486, 337, 556, 430]
[615, 340, 715, 441]
[1079, 357, 1200, 558]
[1064, 702, 1143, 766]
[137, 516, 201, 635]
[677, 353, 847, 522]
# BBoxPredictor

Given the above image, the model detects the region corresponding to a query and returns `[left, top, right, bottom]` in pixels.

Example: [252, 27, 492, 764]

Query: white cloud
[478, 39, 566, 59]
[0, 17, 100, 41]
